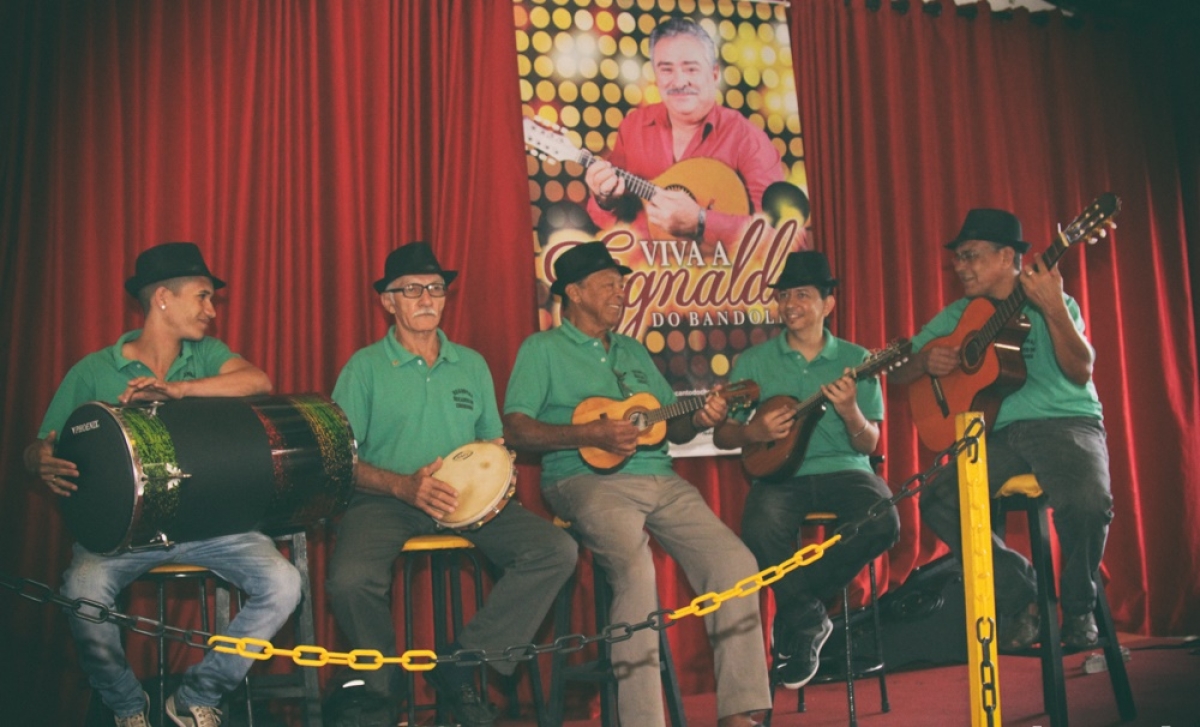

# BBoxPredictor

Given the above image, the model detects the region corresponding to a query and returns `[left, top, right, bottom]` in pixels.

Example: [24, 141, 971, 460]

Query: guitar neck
[578, 150, 660, 202]
[976, 234, 1070, 346]
[645, 395, 707, 426]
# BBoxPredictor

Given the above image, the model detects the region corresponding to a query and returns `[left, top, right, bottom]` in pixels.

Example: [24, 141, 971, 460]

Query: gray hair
[649, 17, 718, 68]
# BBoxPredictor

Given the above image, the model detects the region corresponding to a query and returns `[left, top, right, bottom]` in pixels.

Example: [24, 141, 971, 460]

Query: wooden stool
[765, 513, 889, 727]
[399, 534, 486, 726]
[994, 474, 1136, 726]
[544, 518, 686, 727]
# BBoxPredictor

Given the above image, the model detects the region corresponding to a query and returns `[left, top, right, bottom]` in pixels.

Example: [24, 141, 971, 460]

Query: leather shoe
[998, 603, 1040, 651]
[1062, 612, 1099, 649]
[717, 710, 766, 727]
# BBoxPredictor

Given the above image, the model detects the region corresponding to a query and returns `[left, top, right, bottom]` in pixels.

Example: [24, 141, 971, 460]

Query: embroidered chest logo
[452, 388, 475, 411]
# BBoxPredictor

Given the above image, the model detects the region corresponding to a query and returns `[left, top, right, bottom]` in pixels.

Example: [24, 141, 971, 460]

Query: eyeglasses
[385, 283, 448, 298]
[952, 247, 998, 264]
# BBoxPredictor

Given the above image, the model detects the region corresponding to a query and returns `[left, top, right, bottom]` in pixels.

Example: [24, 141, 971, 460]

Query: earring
[160, 304, 166, 310]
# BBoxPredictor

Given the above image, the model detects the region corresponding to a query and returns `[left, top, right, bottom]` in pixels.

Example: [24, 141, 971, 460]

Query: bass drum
[55, 394, 357, 554]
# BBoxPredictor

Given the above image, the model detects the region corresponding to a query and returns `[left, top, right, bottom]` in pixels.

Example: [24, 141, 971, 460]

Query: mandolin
[523, 116, 751, 240]
[573, 380, 760, 471]
[741, 340, 911, 482]
[908, 193, 1121, 450]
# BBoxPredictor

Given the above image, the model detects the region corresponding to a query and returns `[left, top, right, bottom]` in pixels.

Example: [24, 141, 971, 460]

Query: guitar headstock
[857, 339, 913, 379]
[1060, 192, 1121, 248]
[720, 380, 761, 411]
[523, 116, 585, 165]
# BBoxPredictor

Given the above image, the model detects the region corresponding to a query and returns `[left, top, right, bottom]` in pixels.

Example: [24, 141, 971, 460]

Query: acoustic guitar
[908, 193, 1121, 450]
[523, 116, 751, 240]
[741, 340, 912, 482]
[573, 380, 760, 471]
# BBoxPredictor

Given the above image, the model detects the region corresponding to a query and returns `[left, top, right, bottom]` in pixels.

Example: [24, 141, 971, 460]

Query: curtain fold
[1, 1, 1196, 722]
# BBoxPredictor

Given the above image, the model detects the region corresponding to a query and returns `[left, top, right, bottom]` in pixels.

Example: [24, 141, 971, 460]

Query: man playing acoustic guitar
[584, 17, 784, 246]
[891, 208, 1113, 651]
[713, 250, 901, 690]
[503, 241, 771, 727]
[326, 242, 576, 727]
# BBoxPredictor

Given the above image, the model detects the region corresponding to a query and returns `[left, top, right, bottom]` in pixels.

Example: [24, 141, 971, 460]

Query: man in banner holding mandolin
[325, 242, 576, 727]
[503, 241, 771, 727]
[713, 250, 901, 690]
[24, 242, 299, 727]
[584, 17, 784, 246]
[891, 208, 1113, 651]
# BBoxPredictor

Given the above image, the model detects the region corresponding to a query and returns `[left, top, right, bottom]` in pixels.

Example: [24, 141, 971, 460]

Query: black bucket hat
[769, 250, 838, 290]
[373, 241, 459, 293]
[945, 208, 1031, 253]
[549, 242, 633, 297]
[124, 242, 226, 298]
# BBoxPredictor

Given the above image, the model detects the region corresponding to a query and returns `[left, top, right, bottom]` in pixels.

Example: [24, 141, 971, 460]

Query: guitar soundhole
[628, 411, 648, 429]
[962, 337, 986, 370]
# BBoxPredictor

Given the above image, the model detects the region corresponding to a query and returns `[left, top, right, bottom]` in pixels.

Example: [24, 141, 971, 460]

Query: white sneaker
[165, 693, 223, 727]
[113, 693, 150, 727]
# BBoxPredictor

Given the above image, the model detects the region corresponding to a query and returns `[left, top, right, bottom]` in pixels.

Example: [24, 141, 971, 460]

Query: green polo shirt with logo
[504, 320, 677, 487]
[730, 330, 883, 478]
[332, 327, 502, 475]
[37, 330, 238, 438]
[910, 294, 1103, 429]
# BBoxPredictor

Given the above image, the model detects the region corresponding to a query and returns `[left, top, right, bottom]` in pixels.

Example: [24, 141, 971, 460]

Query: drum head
[434, 442, 513, 529]
[56, 403, 138, 554]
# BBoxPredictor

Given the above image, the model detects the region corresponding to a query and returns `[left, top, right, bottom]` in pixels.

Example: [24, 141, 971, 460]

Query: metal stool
[764, 513, 889, 727]
[215, 528, 324, 726]
[545, 519, 686, 727]
[134, 563, 219, 727]
[994, 474, 1136, 726]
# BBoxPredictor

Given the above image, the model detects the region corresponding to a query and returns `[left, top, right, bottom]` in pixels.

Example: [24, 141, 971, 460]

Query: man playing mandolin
[713, 250, 901, 690]
[584, 17, 784, 246]
[503, 241, 772, 727]
[326, 242, 576, 727]
[24, 242, 299, 727]
[891, 208, 1113, 651]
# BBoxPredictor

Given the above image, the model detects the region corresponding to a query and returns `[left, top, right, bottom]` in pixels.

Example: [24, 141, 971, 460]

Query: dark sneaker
[1062, 612, 1099, 649]
[426, 668, 496, 727]
[998, 604, 1040, 651]
[773, 615, 834, 690]
[165, 693, 223, 727]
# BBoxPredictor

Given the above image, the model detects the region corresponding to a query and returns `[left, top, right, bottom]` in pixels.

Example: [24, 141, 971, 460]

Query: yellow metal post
[957, 411, 1000, 727]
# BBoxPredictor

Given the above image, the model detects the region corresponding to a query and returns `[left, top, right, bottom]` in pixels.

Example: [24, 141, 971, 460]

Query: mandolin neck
[578, 149, 660, 202]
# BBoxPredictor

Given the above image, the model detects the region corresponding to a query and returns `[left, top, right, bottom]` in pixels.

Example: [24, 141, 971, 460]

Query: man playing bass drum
[714, 250, 900, 691]
[891, 208, 1112, 651]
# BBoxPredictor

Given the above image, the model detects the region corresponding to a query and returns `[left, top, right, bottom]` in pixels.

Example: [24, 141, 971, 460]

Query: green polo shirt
[730, 330, 883, 478]
[37, 330, 238, 438]
[504, 320, 677, 487]
[332, 327, 502, 475]
[910, 294, 1103, 429]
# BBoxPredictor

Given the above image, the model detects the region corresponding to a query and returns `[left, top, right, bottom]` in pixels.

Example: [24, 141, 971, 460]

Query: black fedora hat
[373, 241, 458, 293]
[124, 242, 226, 298]
[945, 208, 1031, 253]
[549, 242, 633, 297]
[769, 250, 838, 290]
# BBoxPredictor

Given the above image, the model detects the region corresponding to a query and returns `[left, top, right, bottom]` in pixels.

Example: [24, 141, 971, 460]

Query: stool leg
[660, 627, 688, 727]
[842, 584, 857, 727]
[1029, 502, 1067, 727]
[157, 581, 168, 727]
[868, 561, 889, 713]
[290, 532, 323, 727]
[546, 573, 575, 727]
[1093, 575, 1136, 721]
[404, 557, 419, 727]
[593, 566, 617, 727]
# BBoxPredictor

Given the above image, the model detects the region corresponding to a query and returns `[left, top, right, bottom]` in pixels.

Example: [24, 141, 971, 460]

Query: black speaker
[877, 555, 969, 670]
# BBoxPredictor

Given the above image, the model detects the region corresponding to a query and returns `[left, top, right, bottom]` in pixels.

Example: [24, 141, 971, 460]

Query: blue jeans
[919, 417, 1113, 618]
[61, 531, 301, 718]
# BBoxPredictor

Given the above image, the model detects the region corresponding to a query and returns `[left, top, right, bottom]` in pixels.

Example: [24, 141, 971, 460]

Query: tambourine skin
[432, 441, 517, 530]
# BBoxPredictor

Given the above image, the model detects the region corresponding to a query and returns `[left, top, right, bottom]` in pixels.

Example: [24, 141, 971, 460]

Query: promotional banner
[515, 0, 808, 455]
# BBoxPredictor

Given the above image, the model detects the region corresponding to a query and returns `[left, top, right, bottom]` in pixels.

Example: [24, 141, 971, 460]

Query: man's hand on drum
[24, 431, 80, 497]
[397, 458, 459, 519]
[119, 376, 183, 404]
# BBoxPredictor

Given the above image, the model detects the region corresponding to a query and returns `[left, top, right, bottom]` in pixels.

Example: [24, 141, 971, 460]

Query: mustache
[665, 86, 699, 96]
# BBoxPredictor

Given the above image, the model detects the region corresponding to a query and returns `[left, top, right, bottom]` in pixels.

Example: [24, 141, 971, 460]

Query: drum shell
[56, 394, 356, 554]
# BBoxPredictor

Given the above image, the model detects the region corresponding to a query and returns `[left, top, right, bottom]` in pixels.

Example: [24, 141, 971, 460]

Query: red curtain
[1, 1, 1196, 722]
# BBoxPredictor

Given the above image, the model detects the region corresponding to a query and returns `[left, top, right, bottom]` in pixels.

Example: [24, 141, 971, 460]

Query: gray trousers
[545, 473, 772, 726]
[919, 417, 1113, 618]
[326, 494, 577, 696]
